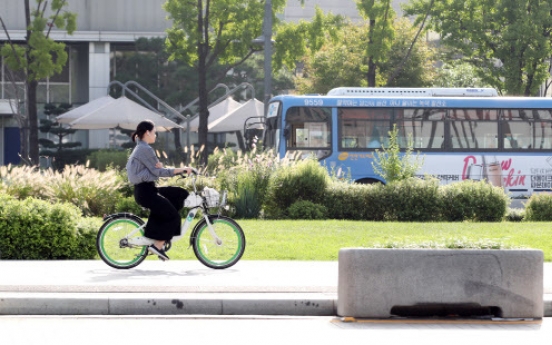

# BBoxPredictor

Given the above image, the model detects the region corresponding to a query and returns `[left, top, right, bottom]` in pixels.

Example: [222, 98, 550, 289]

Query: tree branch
[386, 0, 434, 85]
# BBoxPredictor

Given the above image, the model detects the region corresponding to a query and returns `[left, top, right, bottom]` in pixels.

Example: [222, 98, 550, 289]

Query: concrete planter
[337, 248, 543, 318]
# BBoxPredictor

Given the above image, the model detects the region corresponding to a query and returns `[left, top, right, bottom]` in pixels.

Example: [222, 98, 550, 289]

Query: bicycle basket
[203, 187, 221, 208]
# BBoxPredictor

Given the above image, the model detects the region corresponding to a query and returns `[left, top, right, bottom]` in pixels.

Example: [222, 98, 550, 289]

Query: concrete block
[337, 248, 543, 318]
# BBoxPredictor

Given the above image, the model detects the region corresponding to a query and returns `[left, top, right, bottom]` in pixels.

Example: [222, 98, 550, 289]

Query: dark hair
[131, 120, 155, 142]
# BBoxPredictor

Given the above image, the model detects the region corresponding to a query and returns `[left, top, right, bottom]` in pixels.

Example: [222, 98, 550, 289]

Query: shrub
[287, 200, 327, 220]
[0, 196, 97, 259]
[43, 165, 123, 216]
[115, 196, 149, 218]
[441, 180, 508, 222]
[382, 178, 442, 221]
[324, 180, 372, 220]
[265, 158, 329, 218]
[0, 165, 49, 199]
[505, 208, 525, 222]
[525, 193, 552, 221]
[216, 149, 290, 219]
[87, 149, 129, 171]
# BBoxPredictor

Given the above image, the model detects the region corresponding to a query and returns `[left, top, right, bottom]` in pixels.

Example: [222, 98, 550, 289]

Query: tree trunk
[27, 79, 39, 165]
[367, 19, 377, 87]
[197, 46, 209, 167]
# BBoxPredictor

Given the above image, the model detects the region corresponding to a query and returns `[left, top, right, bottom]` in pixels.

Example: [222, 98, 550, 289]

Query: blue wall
[4, 127, 20, 165]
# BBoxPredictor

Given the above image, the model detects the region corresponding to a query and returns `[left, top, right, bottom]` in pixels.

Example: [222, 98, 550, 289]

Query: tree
[356, 0, 396, 86]
[39, 102, 81, 170]
[0, 0, 76, 165]
[404, 0, 552, 96]
[163, 0, 289, 165]
[290, 18, 437, 94]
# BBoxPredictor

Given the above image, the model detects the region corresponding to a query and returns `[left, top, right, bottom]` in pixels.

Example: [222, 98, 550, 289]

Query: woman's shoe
[148, 245, 170, 261]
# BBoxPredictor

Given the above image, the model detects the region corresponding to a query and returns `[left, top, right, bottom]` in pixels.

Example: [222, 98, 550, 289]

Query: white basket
[203, 187, 221, 208]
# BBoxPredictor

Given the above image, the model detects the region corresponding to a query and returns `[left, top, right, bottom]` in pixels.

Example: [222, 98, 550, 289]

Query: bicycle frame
[125, 174, 224, 248]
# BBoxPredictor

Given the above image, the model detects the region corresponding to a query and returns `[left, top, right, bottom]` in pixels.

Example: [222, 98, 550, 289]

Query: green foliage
[324, 180, 373, 220]
[505, 208, 525, 222]
[287, 200, 327, 220]
[205, 148, 238, 175]
[0, 196, 96, 260]
[216, 149, 281, 219]
[525, 194, 552, 221]
[404, 0, 552, 95]
[87, 150, 129, 171]
[434, 62, 493, 88]
[116, 196, 149, 218]
[441, 180, 509, 222]
[265, 158, 329, 218]
[382, 178, 442, 221]
[372, 124, 424, 183]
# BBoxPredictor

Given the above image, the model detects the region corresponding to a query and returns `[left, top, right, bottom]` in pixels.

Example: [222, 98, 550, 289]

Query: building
[0, 0, 405, 165]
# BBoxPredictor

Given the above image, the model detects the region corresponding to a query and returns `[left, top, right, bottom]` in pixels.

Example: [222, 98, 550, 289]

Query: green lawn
[156, 220, 552, 262]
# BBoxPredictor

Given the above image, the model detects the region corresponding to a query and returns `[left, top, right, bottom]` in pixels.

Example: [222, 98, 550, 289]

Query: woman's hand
[155, 162, 164, 169]
[174, 167, 195, 175]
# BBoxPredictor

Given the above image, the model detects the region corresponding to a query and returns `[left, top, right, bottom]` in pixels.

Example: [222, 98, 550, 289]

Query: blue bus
[263, 87, 552, 198]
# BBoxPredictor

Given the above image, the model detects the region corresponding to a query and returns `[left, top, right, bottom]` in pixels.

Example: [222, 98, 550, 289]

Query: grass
[130, 220, 552, 262]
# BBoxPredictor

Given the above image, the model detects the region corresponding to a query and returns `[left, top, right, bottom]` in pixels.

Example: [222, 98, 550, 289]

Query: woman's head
[131, 120, 156, 143]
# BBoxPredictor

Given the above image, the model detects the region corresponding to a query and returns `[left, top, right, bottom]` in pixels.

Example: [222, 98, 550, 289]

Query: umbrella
[208, 98, 265, 133]
[187, 98, 242, 131]
[56, 95, 116, 123]
[56, 96, 182, 131]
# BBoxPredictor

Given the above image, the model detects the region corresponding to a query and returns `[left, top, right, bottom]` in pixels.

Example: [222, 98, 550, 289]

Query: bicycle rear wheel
[96, 215, 147, 269]
[192, 216, 246, 269]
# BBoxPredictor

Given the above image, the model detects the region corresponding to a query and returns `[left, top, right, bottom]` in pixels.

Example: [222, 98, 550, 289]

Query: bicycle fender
[189, 214, 225, 247]
[102, 212, 144, 223]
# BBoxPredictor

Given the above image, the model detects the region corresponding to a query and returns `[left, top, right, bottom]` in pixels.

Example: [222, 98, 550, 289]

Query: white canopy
[56, 96, 181, 131]
[187, 98, 241, 132]
[208, 98, 265, 133]
[56, 95, 116, 123]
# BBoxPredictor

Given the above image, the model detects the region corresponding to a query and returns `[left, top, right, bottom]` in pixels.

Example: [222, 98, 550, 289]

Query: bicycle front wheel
[96, 215, 148, 269]
[192, 216, 246, 269]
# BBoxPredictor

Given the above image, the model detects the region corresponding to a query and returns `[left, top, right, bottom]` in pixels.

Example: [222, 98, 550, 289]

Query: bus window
[338, 108, 391, 149]
[449, 109, 498, 150]
[285, 106, 332, 159]
[396, 108, 446, 149]
[500, 110, 531, 149]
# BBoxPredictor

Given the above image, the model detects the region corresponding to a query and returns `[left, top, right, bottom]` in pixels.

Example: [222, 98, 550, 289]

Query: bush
[381, 178, 442, 221]
[441, 180, 508, 222]
[324, 180, 372, 220]
[287, 200, 327, 219]
[505, 208, 525, 222]
[115, 196, 149, 218]
[265, 158, 329, 218]
[0, 196, 97, 259]
[87, 149, 129, 171]
[525, 194, 552, 221]
[43, 165, 123, 216]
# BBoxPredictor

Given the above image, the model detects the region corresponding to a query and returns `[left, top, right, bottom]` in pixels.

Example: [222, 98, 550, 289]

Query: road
[1, 316, 550, 345]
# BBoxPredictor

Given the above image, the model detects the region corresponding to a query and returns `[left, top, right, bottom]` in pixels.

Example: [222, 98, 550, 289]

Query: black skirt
[133, 182, 189, 241]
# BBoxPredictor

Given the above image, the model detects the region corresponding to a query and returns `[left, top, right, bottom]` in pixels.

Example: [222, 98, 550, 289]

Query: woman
[126, 120, 193, 261]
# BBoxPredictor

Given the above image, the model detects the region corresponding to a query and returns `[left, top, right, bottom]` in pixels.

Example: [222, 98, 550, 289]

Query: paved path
[0, 260, 550, 316]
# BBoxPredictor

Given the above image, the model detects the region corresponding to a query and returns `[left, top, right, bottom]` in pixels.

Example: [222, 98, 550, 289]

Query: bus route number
[304, 99, 324, 106]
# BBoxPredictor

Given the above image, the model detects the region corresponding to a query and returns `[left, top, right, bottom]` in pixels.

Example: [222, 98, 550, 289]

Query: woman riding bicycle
[126, 120, 193, 261]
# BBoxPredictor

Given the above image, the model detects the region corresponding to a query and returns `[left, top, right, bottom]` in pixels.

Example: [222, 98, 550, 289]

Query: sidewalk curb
[0, 293, 337, 316]
[1, 293, 550, 317]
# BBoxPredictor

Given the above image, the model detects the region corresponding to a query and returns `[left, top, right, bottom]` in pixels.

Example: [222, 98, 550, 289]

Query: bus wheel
[355, 178, 384, 185]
